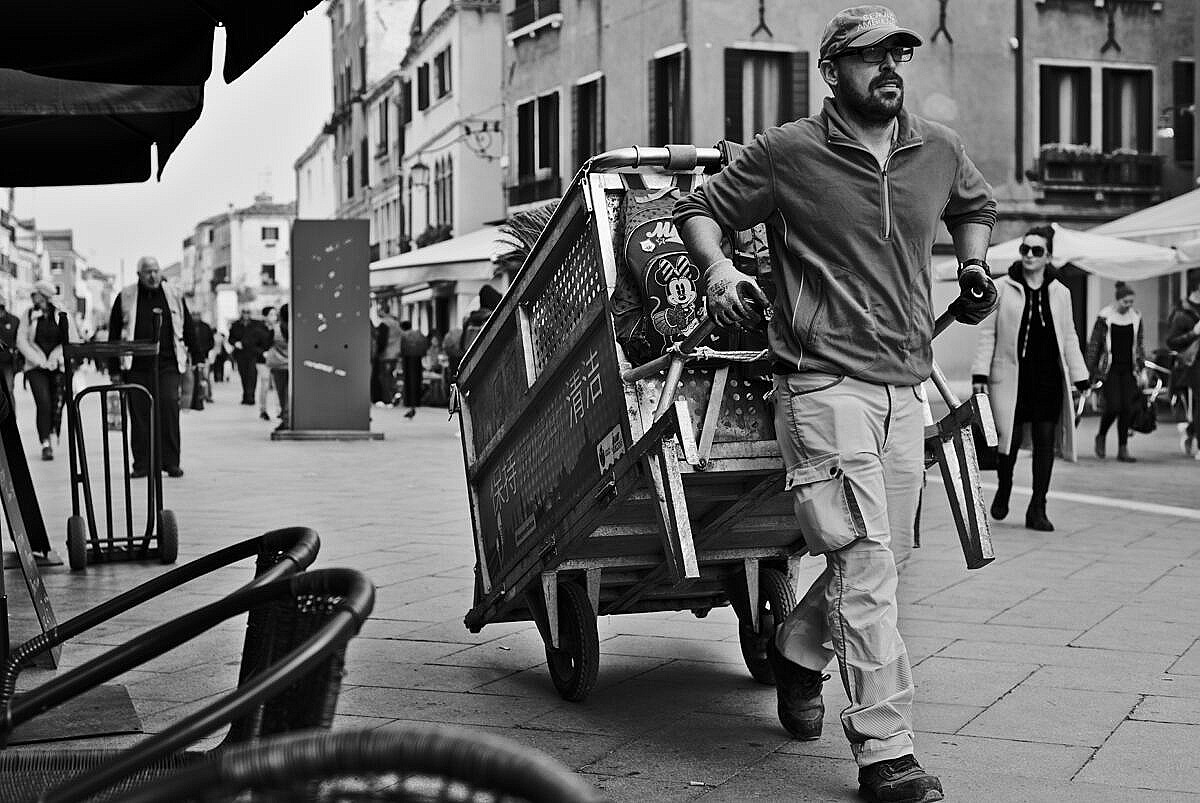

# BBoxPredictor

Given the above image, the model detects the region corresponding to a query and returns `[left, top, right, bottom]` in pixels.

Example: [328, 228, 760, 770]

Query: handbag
[1129, 392, 1157, 435]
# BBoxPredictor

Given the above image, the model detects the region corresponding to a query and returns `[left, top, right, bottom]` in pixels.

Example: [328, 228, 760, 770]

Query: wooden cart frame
[455, 146, 806, 701]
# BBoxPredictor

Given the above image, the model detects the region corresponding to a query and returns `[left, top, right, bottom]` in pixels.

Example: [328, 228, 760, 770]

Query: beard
[838, 72, 904, 124]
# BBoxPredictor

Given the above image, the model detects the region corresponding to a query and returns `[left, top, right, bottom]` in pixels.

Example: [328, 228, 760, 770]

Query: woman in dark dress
[1086, 282, 1145, 462]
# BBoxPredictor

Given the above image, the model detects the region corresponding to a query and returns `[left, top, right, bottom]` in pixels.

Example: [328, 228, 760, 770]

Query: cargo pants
[771, 371, 925, 767]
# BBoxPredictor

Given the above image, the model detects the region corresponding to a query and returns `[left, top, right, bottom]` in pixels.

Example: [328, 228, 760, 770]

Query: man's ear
[818, 59, 838, 89]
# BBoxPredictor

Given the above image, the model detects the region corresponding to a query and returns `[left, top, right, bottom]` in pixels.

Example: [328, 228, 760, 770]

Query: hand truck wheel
[544, 581, 600, 702]
[733, 566, 797, 686]
[66, 515, 88, 572]
[157, 509, 179, 564]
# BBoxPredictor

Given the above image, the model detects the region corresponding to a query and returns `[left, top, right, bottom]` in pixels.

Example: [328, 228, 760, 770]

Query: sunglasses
[1018, 244, 1047, 257]
[840, 45, 914, 64]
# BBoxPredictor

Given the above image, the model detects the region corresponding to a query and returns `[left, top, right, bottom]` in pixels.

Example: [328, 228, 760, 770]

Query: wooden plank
[541, 572, 559, 649]
[697, 365, 728, 465]
[744, 557, 760, 632]
[585, 569, 601, 613]
[458, 396, 492, 597]
[674, 398, 700, 466]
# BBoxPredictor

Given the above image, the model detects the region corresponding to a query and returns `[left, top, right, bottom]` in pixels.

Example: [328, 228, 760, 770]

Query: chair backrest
[0, 526, 320, 708]
[19, 568, 374, 803]
[113, 725, 610, 803]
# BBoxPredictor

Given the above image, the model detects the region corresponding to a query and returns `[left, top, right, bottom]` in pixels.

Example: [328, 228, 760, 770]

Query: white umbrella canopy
[932, 223, 1192, 282]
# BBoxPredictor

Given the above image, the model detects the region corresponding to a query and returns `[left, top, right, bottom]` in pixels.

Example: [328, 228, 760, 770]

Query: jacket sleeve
[673, 131, 777, 233]
[1061, 294, 1090, 385]
[1136, 318, 1146, 368]
[969, 292, 1000, 381]
[1165, 308, 1198, 351]
[16, 314, 45, 369]
[942, 135, 998, 231]
[1084, 317, 1105, 378]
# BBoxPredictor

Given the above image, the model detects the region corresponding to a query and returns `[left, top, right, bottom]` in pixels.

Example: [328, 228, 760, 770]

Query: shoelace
[885, 755, 920, 774]
[799, 672, 830, 696]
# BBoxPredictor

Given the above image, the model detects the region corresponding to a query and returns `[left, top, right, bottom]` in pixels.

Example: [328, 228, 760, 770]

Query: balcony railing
[507, 0, 560, 32]
[506, 174, 561, 206]
[1027, 149, 1164, 202]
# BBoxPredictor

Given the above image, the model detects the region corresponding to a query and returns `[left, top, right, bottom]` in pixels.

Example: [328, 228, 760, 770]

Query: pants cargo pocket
[786, 452, 868, 555]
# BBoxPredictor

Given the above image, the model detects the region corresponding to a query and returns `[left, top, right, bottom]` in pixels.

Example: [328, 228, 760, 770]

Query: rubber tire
[157, 509, 179, 564]
[736, 566, 799, 685]
[544, 581, 600, 702]
[66, 515, 88, 572]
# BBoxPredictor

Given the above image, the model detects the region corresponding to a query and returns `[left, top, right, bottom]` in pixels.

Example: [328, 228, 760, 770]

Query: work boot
[859, 755, 944, 803]
[1117, 444, 1136, 463]
[1094, 433, 1106, 459]
[766, 640, 827, 740]
[1025, 501, 1054, 532]
[989, 484, 1010, 520]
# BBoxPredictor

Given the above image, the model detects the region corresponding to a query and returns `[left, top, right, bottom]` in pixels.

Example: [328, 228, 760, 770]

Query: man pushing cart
[674, 6, 998, 801]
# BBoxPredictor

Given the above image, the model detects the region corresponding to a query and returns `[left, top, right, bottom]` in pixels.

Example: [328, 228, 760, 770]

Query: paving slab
[960, 684, 1139, 746]
[1076, 720, 1200, 793]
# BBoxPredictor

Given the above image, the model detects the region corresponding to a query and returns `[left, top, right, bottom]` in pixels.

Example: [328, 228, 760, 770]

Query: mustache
[871, 73, 903, 91]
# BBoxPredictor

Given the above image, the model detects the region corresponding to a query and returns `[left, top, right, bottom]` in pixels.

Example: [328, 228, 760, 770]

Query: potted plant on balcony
[1036, 142, 1102, 184]
[1104, 147, 1162, 186]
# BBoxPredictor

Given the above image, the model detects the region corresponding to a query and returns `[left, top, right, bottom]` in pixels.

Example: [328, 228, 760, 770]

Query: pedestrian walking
[0, 300, 21, 396]
[191, 316, 215, 406]
[398, 320, 428, 418]
[211, 331, 231, 383]
[1086, 282, 1145, 462]
[1166, 278, 1200, 458]
[228, 309, 259, 404]
[265, 302, 290, 431]
[674, 7, 998, 801]
[255, 306, 278, 420]
[972, 226, 1089, 531]
[377, 309, 403, 405]
[18, 280, 77, 460]
[108, 257, 197, 478]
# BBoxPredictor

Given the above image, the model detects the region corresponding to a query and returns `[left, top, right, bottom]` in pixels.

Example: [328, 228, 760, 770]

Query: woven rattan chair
[0, 526, 321, 710]
[115, 725, 610, 803]
[0, 568, 374, 803]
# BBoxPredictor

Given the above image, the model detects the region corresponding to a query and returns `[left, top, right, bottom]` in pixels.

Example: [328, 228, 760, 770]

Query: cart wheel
[544, 581, 599, 702]
[66, 516, 88, 572]
[157, 509, 179, 565]
[737, 567, 798, 686]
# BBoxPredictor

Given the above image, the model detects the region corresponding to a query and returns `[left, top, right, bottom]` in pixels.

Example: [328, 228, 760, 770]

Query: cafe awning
[370, 227, 502, 290]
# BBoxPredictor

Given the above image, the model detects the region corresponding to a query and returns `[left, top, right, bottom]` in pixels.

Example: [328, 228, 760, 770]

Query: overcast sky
[17, 7, 332, 288]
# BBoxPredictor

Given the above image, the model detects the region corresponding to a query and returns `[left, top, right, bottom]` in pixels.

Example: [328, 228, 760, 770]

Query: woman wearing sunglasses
[1085, 282, 1145, 462]
[971, 225, 1090, 531]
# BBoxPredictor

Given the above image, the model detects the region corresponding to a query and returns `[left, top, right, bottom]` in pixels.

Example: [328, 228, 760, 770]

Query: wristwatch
[958, 258, 989, 275]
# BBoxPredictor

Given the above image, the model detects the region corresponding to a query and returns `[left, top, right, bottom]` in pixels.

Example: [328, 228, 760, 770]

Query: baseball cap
[819, 5, 923, 63]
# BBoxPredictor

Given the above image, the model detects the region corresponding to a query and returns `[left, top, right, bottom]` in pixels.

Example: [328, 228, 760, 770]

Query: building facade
[294, 131, 339, 220]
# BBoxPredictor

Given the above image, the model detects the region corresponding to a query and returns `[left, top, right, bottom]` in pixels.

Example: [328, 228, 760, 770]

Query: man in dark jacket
[1166, 279, 1200, 456]
[674, 7, 997, 801]
[228, 308, 271, 405]
[398, 320, 429, 418]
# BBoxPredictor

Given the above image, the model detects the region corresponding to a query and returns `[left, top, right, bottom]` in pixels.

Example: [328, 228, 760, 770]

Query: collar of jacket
[1097, 304, 1140, 325]
[821, 97, 924, 150]
[1005, 261, 1061, 288]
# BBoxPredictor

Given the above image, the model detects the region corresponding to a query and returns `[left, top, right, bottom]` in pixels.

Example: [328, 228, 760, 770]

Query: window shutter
[680, 48, 692, 143]
[571, 83, 580, 169]
[648, 58, 658, 146]
[1175, 61, 1196, 163]
[1038, 66, 1058, 144]
[790, 51, 809, 122]
[1074, 69, 1091, 145]
[724, 50, 743, 143]
[598, 75, 606, 154]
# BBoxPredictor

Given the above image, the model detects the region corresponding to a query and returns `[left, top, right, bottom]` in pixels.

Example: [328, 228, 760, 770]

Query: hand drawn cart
[455, 146, 805, 701]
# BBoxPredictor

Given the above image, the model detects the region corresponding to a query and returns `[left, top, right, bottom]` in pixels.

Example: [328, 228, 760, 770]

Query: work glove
[705, 258, 769, 329]
[949, 261, 999, 325]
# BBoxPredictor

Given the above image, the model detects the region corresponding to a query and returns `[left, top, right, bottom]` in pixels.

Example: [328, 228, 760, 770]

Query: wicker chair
[115, 725, 610, 803]
[0, 568, 374, 803]
[0, 525, 321, 709]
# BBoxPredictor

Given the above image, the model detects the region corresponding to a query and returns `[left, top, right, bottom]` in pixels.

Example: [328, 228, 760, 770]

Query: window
[724, 49, 807, 143]
[346, 153, 355, 199]
[434, 156, 454, 229]
[649, 49, 689, 146]
[1174, 61, 1195, 164]
[360, 138, 369, 187]
[1102, 69, 1152, 153]
[343, 63, 353, 104]
[573, 76, 605, 169]
[417, 63, 430, 110]
[206, 229, 214, 244]
[517, 92, 560, 178]
[261, 226, 279, 241]
[376, 100, 389, 154]
[212, 265, 230, 285]
[261, 264, 277, 286]
[1039, 65, 1091, 146]
[50, 260, 64, 273]
[399, 79, 413, 125]
[359, 42, 366, 92]
[434, 47, 452, 99]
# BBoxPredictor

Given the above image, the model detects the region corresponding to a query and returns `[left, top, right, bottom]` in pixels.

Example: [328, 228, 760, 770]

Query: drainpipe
[1014, 0, 1025, 184]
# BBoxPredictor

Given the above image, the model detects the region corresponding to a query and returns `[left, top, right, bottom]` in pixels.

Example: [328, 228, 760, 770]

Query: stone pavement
[5, 370, 1200, 801]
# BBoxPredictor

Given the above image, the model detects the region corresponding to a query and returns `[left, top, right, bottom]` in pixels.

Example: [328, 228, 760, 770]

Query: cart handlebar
[587, 145, 724, 173]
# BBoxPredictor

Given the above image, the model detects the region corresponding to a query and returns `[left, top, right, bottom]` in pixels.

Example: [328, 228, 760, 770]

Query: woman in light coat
[17, 280, 79, 460]
[971, 226, 1089, 532]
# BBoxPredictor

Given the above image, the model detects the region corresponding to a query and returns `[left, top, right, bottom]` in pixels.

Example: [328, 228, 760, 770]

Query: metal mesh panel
[645, 366, 775, 443]
[526, 221, 604, 376]
[465, 320, 526, 456]
[475, 327, 626, 577]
